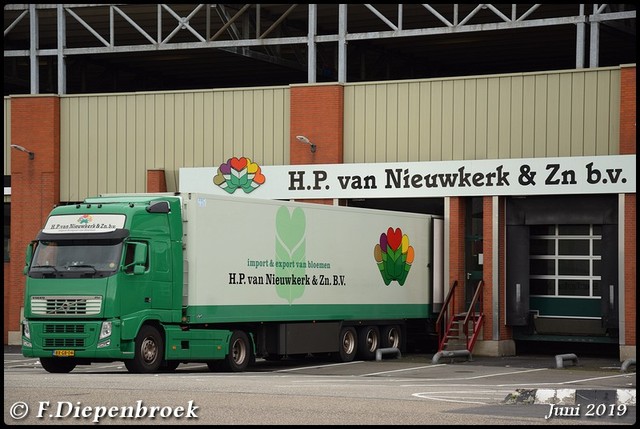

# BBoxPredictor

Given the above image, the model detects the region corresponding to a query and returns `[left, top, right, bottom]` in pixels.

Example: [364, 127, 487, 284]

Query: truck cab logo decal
[44, 214, 125, 233]
[78, 214, 93, 224]
[213, 157, 266, 194]
[374, 227, 414, 286]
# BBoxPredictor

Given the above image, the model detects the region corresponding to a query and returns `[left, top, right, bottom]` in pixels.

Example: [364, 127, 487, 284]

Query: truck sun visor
[36, 228, 130, 241]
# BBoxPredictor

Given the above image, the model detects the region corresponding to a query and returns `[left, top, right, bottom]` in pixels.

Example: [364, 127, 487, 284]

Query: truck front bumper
[21, 319, 126, 360]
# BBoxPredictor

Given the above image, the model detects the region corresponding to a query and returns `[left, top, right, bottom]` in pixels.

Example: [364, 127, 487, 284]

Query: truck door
[149, 238, 173, 309]
[120, 241, 153, 316]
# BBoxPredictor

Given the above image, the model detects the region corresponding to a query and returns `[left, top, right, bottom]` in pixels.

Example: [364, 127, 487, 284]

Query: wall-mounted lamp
[296, 135, 316, 153]
[10, 144, 35, 160]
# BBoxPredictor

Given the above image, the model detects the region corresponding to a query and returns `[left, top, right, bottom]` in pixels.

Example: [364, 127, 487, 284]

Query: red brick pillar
[482, 197, 495, 341]
[6, 96, 60, 344]
[497, 198, 509, 342]
[619, 65, 636, 355]
[147, 169, 168, 193]
[290, 84, 344, 206]
[481, 196, 511, 343]
[448, 197, 466, 313]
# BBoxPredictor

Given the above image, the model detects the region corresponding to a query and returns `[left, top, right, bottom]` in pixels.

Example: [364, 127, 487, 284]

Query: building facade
[4, 65, 636, 360]
[3, 4, 636, 361]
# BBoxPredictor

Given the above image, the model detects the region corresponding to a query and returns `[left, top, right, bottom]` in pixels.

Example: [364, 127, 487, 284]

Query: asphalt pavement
[5, 344, 634, 372]
[6, 343, 636, 424]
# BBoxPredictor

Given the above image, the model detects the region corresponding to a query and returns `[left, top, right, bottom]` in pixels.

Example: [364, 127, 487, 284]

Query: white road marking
[363, 364, 447, 376]
[274, 360, 364, 372]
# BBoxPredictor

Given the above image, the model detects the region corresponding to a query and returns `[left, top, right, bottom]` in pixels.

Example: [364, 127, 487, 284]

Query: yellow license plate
[53, 350, 75, 357]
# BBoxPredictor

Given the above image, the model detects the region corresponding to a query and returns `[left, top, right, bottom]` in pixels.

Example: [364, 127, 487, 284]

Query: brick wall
[290, 84, 343, 166]
[6, 97, 60, 344]
[147, 169, 167, 193]
[448, 197, 466, 313]
[290, 84, 344, 206]
[482, 197, 494, 340]
[497, 198, 509, 340]
[620, 65, 636, 346]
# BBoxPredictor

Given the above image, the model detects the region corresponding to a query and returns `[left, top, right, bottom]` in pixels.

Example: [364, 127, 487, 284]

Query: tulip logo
[374, 227, 414, 286]
[213, 157, 266, 194]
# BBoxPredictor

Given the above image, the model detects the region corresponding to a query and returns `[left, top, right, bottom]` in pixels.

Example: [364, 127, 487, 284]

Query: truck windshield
[29, 239, 124, 279]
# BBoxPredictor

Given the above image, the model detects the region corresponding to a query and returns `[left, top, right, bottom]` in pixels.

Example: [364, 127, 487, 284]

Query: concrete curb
[503, 389, 636, 406]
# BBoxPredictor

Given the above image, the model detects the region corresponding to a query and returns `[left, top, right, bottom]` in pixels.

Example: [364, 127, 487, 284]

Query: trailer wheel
[264, 354, 282, 361]
[381, 324, 402, 349]
[125, 325, 164, 373]
[39, 357, 77, 373]
[357, 326, 380, 360]
[206, 360, 224, 372]
[222, 330, 251, 372]
[337, 327, 358, 362]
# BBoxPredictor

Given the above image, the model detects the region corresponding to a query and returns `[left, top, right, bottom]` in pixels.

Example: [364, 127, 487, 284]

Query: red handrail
[436, 279, 485, 352]
[436, 280, 458, 351]
[462, 280, 484, 351]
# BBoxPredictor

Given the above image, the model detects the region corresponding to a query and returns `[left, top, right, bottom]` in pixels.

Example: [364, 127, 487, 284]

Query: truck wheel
[357, 326, 380, 360]
[160, 360, 180, 371]
[125, 325, 164, 373]
[222, 330, 251, 372]
[39, 357, 76, 373]
[337, 327, 358, 362]
[381, 324, 402, 349]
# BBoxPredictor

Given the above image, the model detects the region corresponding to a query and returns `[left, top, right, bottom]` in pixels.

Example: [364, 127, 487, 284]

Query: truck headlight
[22, 320, 30, 339]
[99, 321, 112, 340]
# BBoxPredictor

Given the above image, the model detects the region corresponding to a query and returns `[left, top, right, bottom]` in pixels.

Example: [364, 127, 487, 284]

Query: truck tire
[381, 324, 402, 349]
[357, 326, 380, 360]
[39, 357, 76, 373]
[221, 330, 251, 372]
[160, 360, 180, 371]
[206, 360, 224, 372]
[337, 326, 358, 362]
[125, 325, 164, 373]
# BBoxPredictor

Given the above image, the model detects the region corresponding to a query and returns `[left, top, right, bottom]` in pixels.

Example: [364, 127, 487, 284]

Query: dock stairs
[435, 280, 485, 355]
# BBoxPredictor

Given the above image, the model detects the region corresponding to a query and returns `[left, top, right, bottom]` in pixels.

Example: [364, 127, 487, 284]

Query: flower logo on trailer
[374, 227, 414, 286]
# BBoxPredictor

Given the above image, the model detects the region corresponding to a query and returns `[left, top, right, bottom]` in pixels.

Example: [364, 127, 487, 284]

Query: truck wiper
[31, 264, 59, 272]
[65, 264, 97, 273]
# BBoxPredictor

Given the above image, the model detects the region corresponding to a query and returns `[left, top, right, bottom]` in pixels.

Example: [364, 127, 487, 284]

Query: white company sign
[179, 154, 636, 199]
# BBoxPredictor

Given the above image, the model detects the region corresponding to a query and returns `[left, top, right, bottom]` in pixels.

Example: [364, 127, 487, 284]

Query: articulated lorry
[21, 192, 443, 373]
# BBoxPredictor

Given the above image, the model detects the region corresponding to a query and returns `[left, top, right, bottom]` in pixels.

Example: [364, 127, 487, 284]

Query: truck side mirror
[23, 242, 35, 275]
[123, 242, 148, 275]
[133, 242, 148, 265]
[132, 242, 148, 275]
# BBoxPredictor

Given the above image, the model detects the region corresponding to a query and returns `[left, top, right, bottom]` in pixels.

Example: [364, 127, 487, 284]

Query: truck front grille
[31, 296, 102, 316]
[44, 338, 85, 348]
[44, 324, 85, 334]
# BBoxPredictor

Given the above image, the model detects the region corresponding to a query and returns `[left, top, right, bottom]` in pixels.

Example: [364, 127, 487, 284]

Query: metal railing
[436, 279, 485, 352]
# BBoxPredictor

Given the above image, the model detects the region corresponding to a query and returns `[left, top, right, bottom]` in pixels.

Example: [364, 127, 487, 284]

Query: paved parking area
[5, 347, 636, 425]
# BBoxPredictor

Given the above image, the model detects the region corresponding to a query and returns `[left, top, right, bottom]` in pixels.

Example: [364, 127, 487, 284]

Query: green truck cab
[21, 195, 233, 373]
